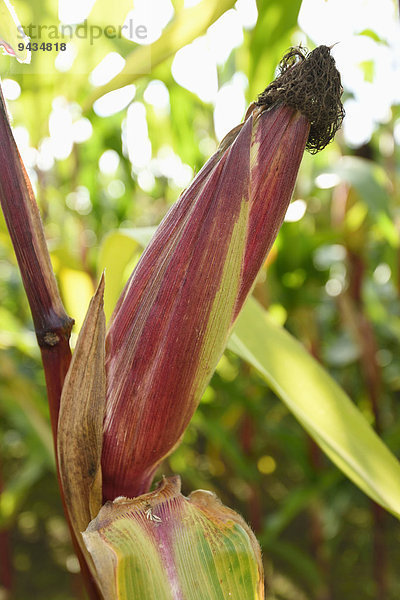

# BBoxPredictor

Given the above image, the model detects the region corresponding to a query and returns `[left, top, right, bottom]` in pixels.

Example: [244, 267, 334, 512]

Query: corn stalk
[0, 45, 344, 598]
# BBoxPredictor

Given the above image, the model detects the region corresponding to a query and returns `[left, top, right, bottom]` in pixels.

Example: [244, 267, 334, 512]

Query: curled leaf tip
[256, 44, 344, 153]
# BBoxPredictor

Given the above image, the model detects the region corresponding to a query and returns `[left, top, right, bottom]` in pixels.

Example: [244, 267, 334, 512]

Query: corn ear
[101, 46, 343, 499]
[102, 105, 310, 499]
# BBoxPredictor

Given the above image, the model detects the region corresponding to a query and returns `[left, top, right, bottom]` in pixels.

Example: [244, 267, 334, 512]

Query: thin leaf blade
[228, 296, 400, 519]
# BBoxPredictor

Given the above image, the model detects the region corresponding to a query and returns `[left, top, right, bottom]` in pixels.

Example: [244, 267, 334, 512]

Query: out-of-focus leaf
[59, 268, 94, 332]
[57, 276, 106, 574]
[248, 0, 302, 99]
[0, 459, 43, 528]
[123, 226, 158, 247]
[84, 476, 264, 600]
[261, 538, 323, 590]
[323, 156, 399, 246]
[64, 0, 135, 82]
[375, 212, 399, 247]
[263, 471, 340, 539]
[97, 230, 142, 322]
[98, 228, 157, 322]
[0, 354, 53, 463]
[324, 156, 390, 215]
[196, 412, 259, 480]
[323, 333, 360, 367]
[359, 60, 374, 83]
[85, 0, 236, 106]
[228, 296, 400, 520]
[359, 29, 385, 43]
[0, 306, 37, 354]
[118, 226, 156, 247]
[85, 0, 132, 28]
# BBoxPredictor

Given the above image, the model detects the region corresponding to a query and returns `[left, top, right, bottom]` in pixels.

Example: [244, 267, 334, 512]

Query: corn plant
[2, 27, 400, 599]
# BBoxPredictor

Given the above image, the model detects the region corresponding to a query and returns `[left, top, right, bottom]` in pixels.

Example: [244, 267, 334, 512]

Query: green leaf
[97, 227, 157, 322]
[85, 0, 236, 107]
[97, 230, 142, 322]
[0, 354, 54, 464]
[248, 0, 302, 99]
[228, 296, 400, 519]
[359, 29, 385, 43]
[323, 156, 399, 246]
[123, 226, 158, 247]
[0, 459, 44, 528]
[59, 268, 95, 332]
[261, 539, 323, 590]
[262, 471, 340, 539]
[324, 156, 390, 216]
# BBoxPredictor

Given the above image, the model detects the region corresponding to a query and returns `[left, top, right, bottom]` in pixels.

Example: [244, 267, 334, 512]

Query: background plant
[0, 0, 400, 599]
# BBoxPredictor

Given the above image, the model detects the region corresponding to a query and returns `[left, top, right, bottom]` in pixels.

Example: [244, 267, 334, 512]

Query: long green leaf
[228, 296, 400, 519]
[85, 0, 236, 107]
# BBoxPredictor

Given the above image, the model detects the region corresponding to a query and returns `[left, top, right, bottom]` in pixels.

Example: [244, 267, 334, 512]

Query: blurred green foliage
[1, 0, 400, 598]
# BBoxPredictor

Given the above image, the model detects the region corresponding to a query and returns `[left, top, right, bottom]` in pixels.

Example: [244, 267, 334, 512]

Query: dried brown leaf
[57, 275, 106, 571]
